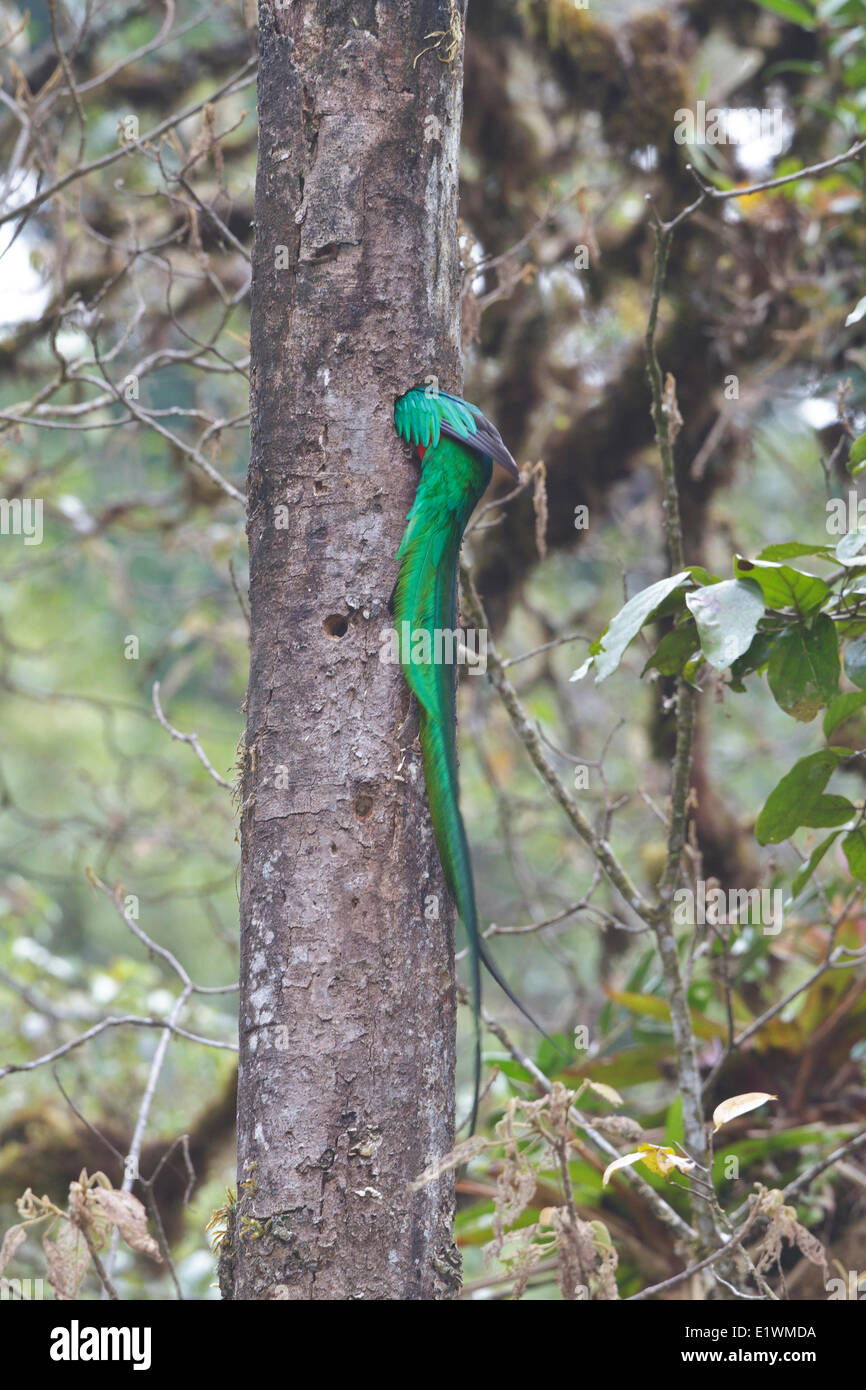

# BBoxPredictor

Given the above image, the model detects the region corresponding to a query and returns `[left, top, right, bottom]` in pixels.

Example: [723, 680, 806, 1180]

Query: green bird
[391, 386, 554, 1131]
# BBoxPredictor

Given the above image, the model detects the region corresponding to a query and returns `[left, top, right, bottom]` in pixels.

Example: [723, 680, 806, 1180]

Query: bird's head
[394, 386, 520, 481]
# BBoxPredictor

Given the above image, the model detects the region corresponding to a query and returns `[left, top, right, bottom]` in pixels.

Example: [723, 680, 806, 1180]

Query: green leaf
[685, 578, 765, 669]
[792, 832, 841, 897]
[817, 0, 852, 21]
[729, 631, 775, 690]
[589, 570, 692, 682]
[846, 294, 866, 327]
[757, 541, 835, 562]
[806, 794, 858, 828]
[835, 529, 866, 565]
[842, 826, 866, 881]
[570, 1042, 671, 1090]
[823, 690, 866, 737]
[607, 989, 724, 1041]
[766, 614, 839, 721]
[713, 1124, 857, 1182]
[755, 749, 853, 845]
[844, 633, 866, 688]
[649, 567, 717, 622]
[733, 556, 830, 613]
[664, 1094, 684, 1148]
[753, 0, 816, 26]
[849, 431, 866, 473]
[641, 622, 700, 677]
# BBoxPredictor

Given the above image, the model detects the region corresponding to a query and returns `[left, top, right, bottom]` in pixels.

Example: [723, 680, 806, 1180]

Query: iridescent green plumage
[392, 387, 550, 1131]
[393, 388, 478, 450]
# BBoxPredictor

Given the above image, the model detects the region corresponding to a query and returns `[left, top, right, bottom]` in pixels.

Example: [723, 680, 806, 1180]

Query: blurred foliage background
[1, 0, 865, 1299]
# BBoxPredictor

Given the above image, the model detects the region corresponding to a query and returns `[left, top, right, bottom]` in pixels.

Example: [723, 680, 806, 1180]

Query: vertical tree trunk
[223, 0, 467, 1300]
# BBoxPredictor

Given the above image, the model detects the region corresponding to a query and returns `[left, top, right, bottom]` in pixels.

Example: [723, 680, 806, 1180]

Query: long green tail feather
[391, 424, 554, 1131]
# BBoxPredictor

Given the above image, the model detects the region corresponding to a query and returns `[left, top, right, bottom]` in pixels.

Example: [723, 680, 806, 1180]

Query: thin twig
[152, 681, 233, 788]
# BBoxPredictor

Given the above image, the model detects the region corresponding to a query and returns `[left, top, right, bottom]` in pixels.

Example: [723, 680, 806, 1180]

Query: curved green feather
[391, 416, 554, 1132]
[394, 387, 478, 451]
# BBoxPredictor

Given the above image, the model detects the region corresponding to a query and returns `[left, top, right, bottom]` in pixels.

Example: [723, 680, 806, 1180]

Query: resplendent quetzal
[391, 386, 553, 1131]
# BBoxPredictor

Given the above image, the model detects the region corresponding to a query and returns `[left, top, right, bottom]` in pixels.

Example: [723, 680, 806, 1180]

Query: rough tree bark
[221, 0, 467, 1300]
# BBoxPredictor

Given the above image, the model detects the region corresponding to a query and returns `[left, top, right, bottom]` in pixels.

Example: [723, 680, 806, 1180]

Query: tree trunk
[222, 0, 467, 1301]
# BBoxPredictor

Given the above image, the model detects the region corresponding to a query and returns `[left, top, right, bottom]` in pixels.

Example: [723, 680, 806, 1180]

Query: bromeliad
[391, 386, 553, 1131]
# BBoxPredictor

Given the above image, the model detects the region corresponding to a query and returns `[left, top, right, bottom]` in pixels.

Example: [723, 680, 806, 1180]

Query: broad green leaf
[649, 566, 717, 622]
[606, 989, 725, 1041]
[682, 658, 702, 685]
[753, 0, 816, 26]
[766, 614, 839, 721]
[729, 630, 775, 690]
[589, 570, 692, 682]
[849, 431, 866, 472]
[844, 633, 866, 688]
[641, 621, 700, 677]
[792, 832, 841, 897]
[842, 826, 866, 881]
[714, 1123, 858, 1179]
[685, 578, 765, 669]
[757, 541, 835, 562]
[569, 1042, 672, 1090]
[823, 690, 866, 737]
[755, 748, 853, 844]
[805, 794, 858, 828]
[835, 528, 866, 565]
[817, 0, 851, 21]
[733, 556, 829, 613]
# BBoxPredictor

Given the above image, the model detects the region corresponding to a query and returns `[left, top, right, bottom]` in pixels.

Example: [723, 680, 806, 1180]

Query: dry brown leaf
[0, 1224, 28, 1275]
[43, 1222, 90, 1301]
[756, 1191, 828, 1279]
[91, 1188, 162, 1263]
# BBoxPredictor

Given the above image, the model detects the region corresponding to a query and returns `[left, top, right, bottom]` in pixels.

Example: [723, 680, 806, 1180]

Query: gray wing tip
[441, 412, 521, 481]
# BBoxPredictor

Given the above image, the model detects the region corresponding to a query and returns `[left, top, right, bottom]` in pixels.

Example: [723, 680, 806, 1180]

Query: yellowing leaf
[602, 1151, 644, 1187]
[602, 1143, 695, 1187]
[712, 1092, 777, 1132]
[586, 1080, 624, 1107]
[636, 1143, 695, 1179]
